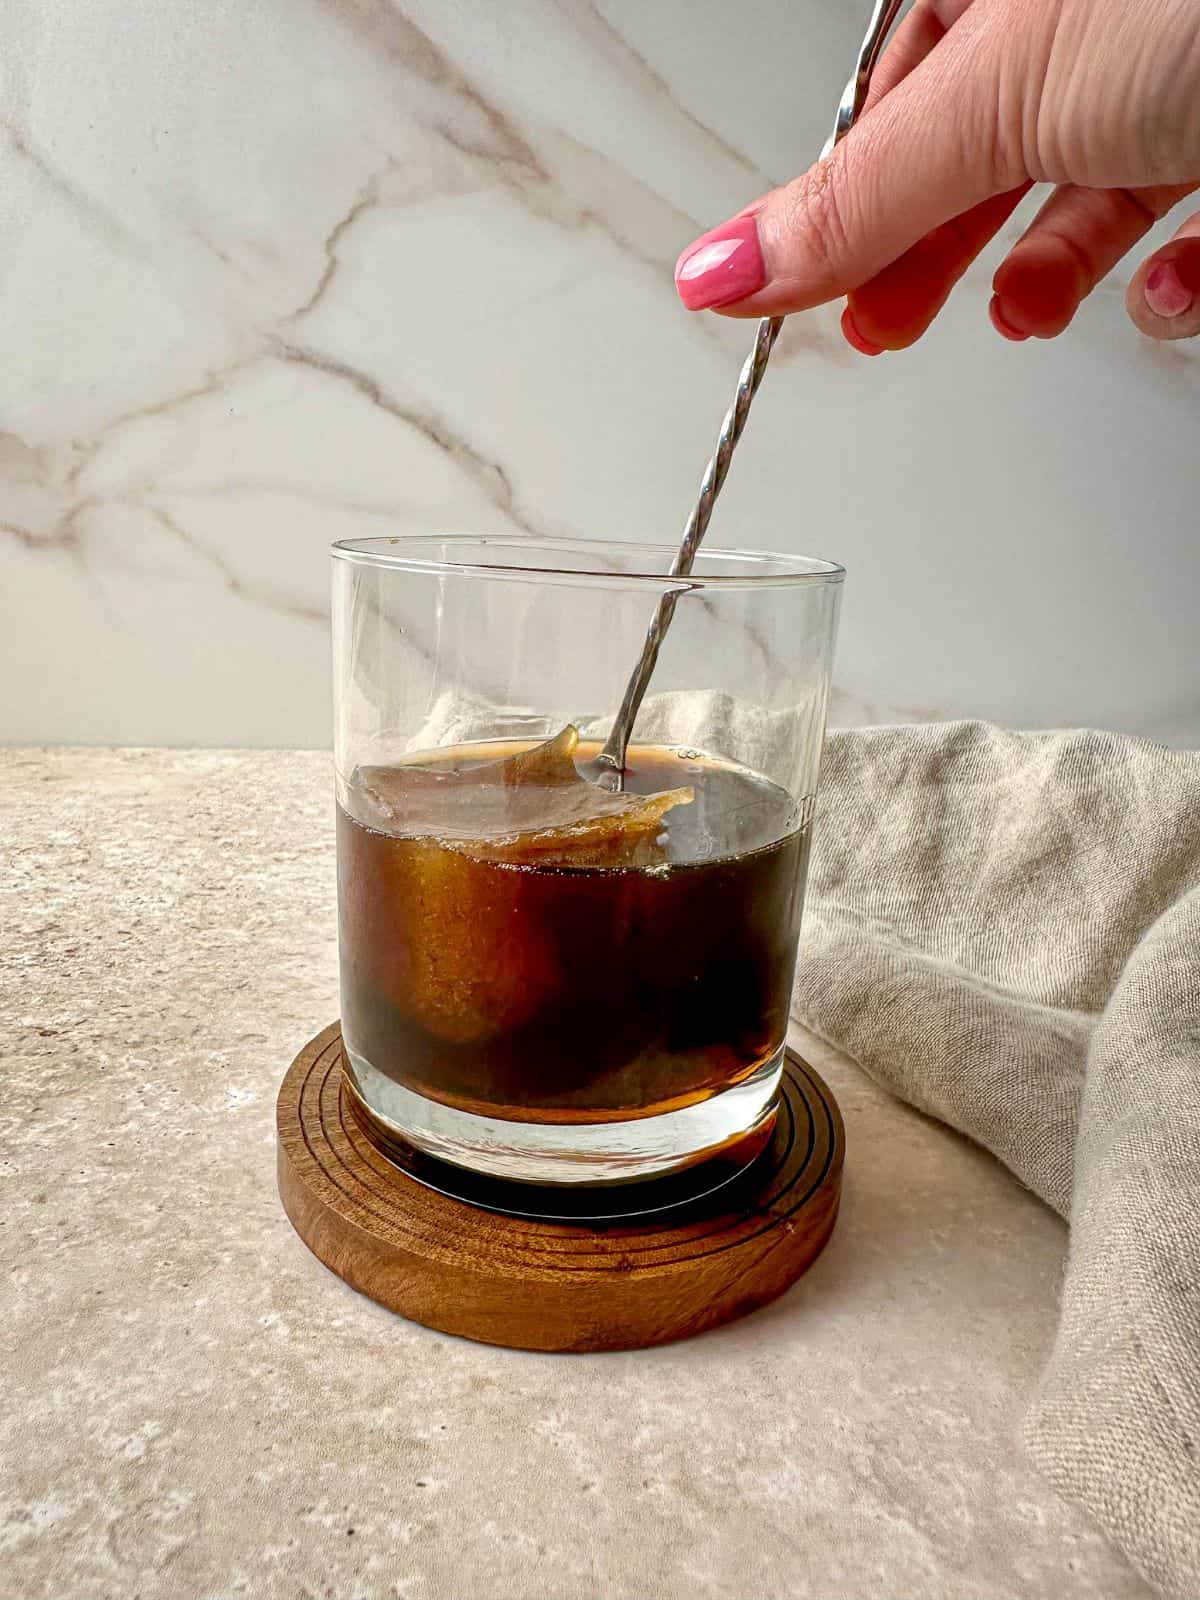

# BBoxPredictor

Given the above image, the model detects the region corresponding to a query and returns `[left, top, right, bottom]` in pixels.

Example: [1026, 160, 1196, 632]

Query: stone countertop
[3, 749, 1152, 1600]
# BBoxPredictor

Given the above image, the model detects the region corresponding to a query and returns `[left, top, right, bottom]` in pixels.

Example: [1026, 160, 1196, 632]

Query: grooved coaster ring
[277, 1023, 845, 1352]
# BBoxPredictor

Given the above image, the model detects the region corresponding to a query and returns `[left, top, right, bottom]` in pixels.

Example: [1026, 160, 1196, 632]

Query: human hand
[674, 0, 1200, 348]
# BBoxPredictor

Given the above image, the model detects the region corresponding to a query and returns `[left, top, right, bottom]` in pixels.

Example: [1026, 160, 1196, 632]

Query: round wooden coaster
[277, 1023, 845, 1352]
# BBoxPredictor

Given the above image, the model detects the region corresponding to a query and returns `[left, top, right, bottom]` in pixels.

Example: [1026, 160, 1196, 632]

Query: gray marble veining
[0, 0, 1195, 747]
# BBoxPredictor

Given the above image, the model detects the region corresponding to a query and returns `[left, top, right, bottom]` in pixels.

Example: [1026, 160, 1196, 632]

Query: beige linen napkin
[796, 721, 1200, 1599]
[404, 696, 1199, 1594]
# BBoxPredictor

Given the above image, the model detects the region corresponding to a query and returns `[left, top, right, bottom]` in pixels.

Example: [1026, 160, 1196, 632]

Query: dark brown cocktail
[337, 729, 809, 1132]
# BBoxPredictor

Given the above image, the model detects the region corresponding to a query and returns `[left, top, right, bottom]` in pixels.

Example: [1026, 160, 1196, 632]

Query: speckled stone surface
[2, 749, 1153, 1600]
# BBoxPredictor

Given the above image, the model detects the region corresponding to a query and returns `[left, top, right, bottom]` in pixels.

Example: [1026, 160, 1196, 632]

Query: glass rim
[330, 534, 844, 592]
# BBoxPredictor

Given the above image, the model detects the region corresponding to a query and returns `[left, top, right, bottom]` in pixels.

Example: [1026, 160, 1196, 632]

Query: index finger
[863, 0, 978, 110]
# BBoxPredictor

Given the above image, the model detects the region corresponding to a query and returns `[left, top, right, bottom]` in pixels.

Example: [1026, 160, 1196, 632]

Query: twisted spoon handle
[596, 0, 905, 782]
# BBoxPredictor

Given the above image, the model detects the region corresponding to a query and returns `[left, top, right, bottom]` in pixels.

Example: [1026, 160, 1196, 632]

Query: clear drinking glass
[332, 536, 842, 1187]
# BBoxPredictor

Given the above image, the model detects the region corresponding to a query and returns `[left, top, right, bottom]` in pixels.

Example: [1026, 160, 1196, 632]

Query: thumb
[1127, 214, 1200, 341]
[675, 23, 1013, 317]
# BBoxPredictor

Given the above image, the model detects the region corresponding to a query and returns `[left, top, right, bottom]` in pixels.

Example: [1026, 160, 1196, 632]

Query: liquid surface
[338, 735, 810, 1122]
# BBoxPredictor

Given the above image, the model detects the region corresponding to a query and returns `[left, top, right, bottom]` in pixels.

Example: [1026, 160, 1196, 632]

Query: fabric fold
[795, 722, 1200, 1597]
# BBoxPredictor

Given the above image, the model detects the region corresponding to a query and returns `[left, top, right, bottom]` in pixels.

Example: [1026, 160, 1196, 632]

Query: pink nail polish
[675, 216, 766, 311]
[1145, 261, 1193, 319]
[989, 296, 1029, 342]
[841, 306, 883, 357]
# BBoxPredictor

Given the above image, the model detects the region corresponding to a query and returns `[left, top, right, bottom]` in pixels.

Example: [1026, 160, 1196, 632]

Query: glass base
[342, 1044, 784, 1188]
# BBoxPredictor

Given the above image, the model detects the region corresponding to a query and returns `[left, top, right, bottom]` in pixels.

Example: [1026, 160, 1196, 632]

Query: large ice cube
[354, 724, 692, 868]
[341, 727, 694, 1044]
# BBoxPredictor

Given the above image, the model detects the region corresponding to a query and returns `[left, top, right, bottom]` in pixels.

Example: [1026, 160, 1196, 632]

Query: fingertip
[1127, 238, 1200, 340]
[845, 233, 952, 351]
[841, 305, 884, 356]
[988, 295, 1029, 341]
[991, 243, 1084, 338]
[1144, 260, 1193, 318]
[1127, 242, 1200, 340]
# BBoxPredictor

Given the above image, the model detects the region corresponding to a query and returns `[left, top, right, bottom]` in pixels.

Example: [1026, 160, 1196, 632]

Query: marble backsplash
[2, 0, 1196, 749]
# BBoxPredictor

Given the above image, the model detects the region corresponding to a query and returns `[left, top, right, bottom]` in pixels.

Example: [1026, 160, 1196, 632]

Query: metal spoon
[590, 0, 906, 788]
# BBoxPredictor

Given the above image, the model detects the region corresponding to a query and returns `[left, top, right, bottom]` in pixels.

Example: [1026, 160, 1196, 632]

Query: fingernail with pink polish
[1145, 261, 1193, 319]
[841, 306, 883, 357]
[675, 216, 766, 311]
